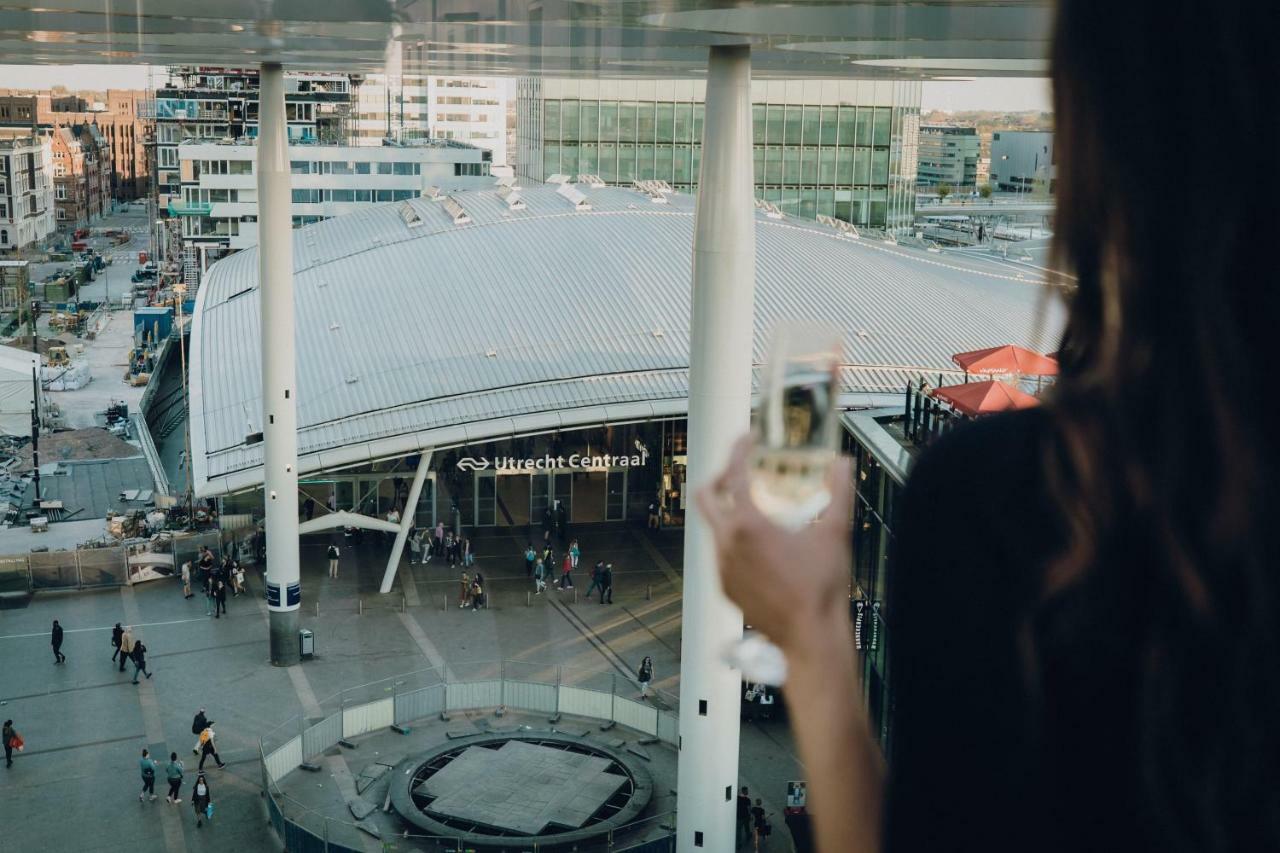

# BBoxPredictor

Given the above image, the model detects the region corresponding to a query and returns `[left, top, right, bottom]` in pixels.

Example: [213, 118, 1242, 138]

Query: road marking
[0, 617, 212, 641]
[396, 611, 456, 681]
[630, 529, 683, 589]
[121, 586, 190, 853]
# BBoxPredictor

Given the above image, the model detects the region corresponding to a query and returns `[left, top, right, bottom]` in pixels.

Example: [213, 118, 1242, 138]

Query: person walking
[737, 786, 753, 847]
[458, 570, 471, 609]
[233, 562, 245, 596]
[3, 720, 19, 768]
[191, 708, 209, 755]
[118, 626, 134, 673]
[191, 773, 212, 827]
[213, 580, 227, 618]
[445, 531, 457, 568]
[180, 561, 193, 598]
[111, 622, 124, 664]
[569, 539, 580, 571]
[637, 656, 653, 699]
[51, 619, 66, 664]
[408, 530, 422, 564]
[197, 726, 225, 770]
[751, 799, 772, 851]
[139, 748, 158, 802]
[202, 574, 215, 616]
[524, 543, 536, 577]
[584, 562, 604, 601]
[164, 752, 184, 803]
[130, 639, 152, 683]
[462, 536, 474, 568]
[558, 552, 574, 591]
[469, 574, 484, 612]
[326, 543, 340, 579]
[533, 558, 546, 594]
[600, 563, 614, 604]
[647, 499, 660, 529]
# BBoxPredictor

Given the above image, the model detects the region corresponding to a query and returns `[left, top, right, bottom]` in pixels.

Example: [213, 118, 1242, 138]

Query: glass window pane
[562, 100, 580, 139]
[752, 105, 767, 145]
[599, 142, 617, 182]
[544, 144, 560, 177]
[693, 104, 705, 146]
[799, 188, 818, 220]
[637, 102, 656, 141]
[784, 107, 802, 145]
[820, 107, 839, 145]
[656, 102, 674, 143]
[619, 102, 638, 139]
[838, 107, 857, 147]
[675, 144, 693, 183]
[637, 144, 655, 180]
[801, 147, 818, 185]
[873, 108, 891, 146]
[872, 149, 889, 184]
[600, 103, 619, 141]
[765, 147, 783, 184]
[802, 107, 821, 146]
[580, 101, 598, 141]
[766, 105, 784, 145]
[618, 144, 637, 182]
[837, 148, 854, 184]
[544, 100, 561, 139]
[561, 143, 580, 175]
[675, 103, 694, 144]
[783, 147, 801, 184]
[655, 143, 673, 180]
[580, 143, 598, 175]
[819, 148, 838, 184]
[856, 108, 873, 147]
[854, 148, 871, 184]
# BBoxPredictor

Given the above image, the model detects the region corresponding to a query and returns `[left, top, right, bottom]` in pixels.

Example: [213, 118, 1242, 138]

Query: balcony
[167, 200, 213, 216]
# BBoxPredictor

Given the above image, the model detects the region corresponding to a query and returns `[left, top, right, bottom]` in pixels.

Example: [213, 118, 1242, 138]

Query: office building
[517, 78, 921, 232]
[0, 135, 55, 252]
[990, 130, 1055, 193]
[172, 139, 490, 259]
[0, 89, 150, 200]
[916, 124, 980, 190]
[151, 67, 358, 204]
[354, 76, 509, 167]
[49, 125, 111, 228]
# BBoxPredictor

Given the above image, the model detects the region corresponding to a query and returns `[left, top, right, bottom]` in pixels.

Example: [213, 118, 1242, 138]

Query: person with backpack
[524, 543, 536, 577]
[327, 543, 340, 578]
[130, 639, 152, 683]
[164, 752, 184, 803]
[191, 708, 209, 755]
[139, 748, 158, 802]
[197, 726, 225, 770]
[118, 626, 134, 673]
[191, 773, 212, 827]
[584, 562, 605, 601]
[3, 720, 20, 768]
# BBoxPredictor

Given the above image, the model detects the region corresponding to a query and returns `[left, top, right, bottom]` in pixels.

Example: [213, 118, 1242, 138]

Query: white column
[676, 44, 754, 852]
[380, 450, 434, 593]
[258, 63, 302, 666]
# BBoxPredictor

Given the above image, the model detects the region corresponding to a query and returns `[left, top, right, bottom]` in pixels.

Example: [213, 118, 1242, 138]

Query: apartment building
[0, 135, 55, 252]
[352, 75, 508, 166]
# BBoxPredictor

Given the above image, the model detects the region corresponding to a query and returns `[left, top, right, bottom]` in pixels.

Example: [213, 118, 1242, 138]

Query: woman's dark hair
[1048, 0, 1277, 849]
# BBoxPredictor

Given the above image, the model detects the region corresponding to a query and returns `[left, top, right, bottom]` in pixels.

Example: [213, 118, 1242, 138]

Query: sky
[1, 64, 1052, 113]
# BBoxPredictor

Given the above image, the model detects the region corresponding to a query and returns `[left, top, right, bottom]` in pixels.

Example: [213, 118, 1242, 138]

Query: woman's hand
[696, 435, 855, 655]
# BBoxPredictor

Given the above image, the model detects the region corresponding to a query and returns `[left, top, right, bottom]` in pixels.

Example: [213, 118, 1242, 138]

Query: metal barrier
[0, 529, 226, 594]
[259, 662, 680, 852]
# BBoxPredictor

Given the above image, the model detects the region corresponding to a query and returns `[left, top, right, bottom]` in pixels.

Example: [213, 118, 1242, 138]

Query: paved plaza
[0, 523, 805, 852]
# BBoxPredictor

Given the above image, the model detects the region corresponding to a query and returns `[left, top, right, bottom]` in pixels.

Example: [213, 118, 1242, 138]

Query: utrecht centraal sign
[456, 450, 649, 473]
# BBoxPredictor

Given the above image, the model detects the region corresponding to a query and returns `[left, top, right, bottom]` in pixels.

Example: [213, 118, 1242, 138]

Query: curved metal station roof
[189, 181, 1065, 496]
[2, 1, 1052, 77]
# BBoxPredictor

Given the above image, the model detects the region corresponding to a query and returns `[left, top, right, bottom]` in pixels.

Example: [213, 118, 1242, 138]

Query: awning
[951, 344, 1059, 376]
[931, 380, 1041, 417]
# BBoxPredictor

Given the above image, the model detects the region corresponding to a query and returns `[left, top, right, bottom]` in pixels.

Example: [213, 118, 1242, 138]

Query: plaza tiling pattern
[189, 183, 1065, 496]
[417, 739, 627, 833]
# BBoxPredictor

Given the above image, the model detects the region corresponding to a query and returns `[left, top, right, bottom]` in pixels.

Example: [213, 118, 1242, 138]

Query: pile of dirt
[17, 427, 139, 468]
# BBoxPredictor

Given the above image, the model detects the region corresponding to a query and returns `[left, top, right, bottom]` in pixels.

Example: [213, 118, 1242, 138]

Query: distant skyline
[1, 64, 1052, 114]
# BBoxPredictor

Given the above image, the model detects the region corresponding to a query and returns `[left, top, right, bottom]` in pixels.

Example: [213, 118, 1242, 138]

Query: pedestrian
[542, 506, 554, 544]
[213, 580, 227, 618]
[555, 501, 568, 543]
[118, 626, 134, 673]
[737, 786, 753, 847]
[2, 720, 19, 768]
[51, 619, 66, 664]
[111, 622, 124, 663]
[326, 492, 336, 514]
[751, 799, 771, 850]
[139, 748, 158, 802]
[408, 530, 422, 564]
[584, 562, 604, 600]
[434, 521, 445, 559]
[648, 499, 660, 529]
[637, 656, 653, 699]
[233, 562, 245, 596]
[191, 708, 209, 755]
[130, 638, 152, 683]
[198, 546, 215, 585]
[203, 574, 215, 616]
[327, 542, 340, 578]
[445, 531, 457, 568]
[533, 559, 546, 594]
[191, 772, 212, 827]
[462, 536, 474, 567]
[524, 542, 536, 577]
[165, 752, 184, 803]
[569, 539, 580, 571]
[181, 561, 193, 598]
[197, 726, 225, 770]
[305, 497, 315, 521]
[469, 575, 484, 611]
[458, 570, 471, 608]
[600, 563, 614, 604]
[558, 552, 574, 590]
[542, 543, 555, 577]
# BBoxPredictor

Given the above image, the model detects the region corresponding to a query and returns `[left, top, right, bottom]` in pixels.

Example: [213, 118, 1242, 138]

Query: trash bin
[299, 629, 314, 658]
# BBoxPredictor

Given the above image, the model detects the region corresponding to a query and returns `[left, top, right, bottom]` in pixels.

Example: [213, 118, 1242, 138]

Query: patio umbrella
[951, 345, 1059, 377]
[931, 380, 1041, 418]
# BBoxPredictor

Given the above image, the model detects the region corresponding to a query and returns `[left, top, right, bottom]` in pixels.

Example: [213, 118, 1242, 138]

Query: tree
[936, 183, 953, 202]
[978, 183, 993, 199]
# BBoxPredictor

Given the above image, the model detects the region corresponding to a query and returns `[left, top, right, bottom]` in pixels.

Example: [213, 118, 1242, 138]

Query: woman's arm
[697, 437, 882, 853]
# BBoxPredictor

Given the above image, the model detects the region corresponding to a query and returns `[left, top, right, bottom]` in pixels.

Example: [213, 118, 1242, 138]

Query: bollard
[573, 587, 578, 604]
[526, 590, 531, 607]
[647, 584, 652, 601]
[358, 598, 363, 616]
[315, 600, 321, 617]
[442, 593, 447, 612]
[401, 594, 406, 613]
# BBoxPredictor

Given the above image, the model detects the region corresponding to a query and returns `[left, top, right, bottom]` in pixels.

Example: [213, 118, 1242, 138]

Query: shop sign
[456, 449, 649, 473]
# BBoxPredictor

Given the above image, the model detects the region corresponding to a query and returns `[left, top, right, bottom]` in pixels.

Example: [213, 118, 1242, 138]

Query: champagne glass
[722, 320, 843, 686]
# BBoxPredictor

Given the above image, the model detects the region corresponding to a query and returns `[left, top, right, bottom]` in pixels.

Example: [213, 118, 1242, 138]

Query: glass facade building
[518, 78, 921, 232]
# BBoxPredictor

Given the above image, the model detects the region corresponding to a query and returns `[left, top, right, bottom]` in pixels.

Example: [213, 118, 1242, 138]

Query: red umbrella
[931, 380, 1041, 417]
[951, 345, 1059, 377]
